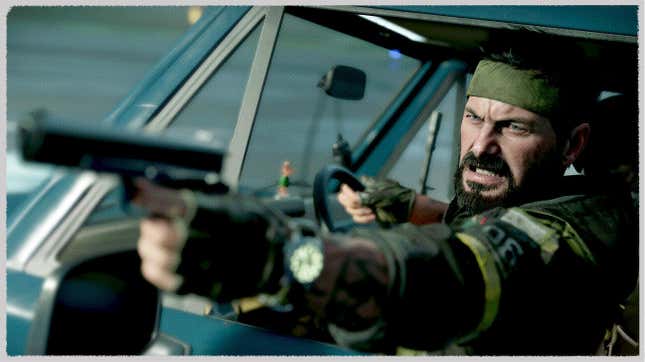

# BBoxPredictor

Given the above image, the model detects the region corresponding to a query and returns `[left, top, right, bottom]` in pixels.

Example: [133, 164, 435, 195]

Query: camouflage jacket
[303, 175, 638, 355]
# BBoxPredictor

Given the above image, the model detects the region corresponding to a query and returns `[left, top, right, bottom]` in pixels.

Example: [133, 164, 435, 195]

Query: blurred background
[7, 6, 196, 125]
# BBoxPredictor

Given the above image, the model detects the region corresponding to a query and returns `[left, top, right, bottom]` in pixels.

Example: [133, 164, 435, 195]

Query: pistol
[18, 110, 305, 217]
[18, 110, 228, 196]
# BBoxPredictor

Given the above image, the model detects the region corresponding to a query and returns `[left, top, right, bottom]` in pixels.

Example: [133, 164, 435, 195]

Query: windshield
[239, 12, 421, 197]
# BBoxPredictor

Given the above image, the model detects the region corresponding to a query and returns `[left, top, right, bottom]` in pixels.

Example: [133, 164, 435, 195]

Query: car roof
[378, 6, 638, 37]
[295, 6, 638, 95]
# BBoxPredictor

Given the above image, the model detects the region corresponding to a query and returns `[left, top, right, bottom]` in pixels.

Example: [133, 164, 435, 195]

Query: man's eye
[465, 113, 482, 122]
[506, 122, 529, 135]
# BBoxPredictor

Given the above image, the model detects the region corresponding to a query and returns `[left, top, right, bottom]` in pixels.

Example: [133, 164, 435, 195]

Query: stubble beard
[453, 149, 562, 216]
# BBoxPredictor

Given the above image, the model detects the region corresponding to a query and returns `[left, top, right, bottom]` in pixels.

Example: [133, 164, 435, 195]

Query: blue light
[388, 49, 402, 59]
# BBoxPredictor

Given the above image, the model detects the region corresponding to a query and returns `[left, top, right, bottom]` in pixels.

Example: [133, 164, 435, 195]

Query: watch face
[289, 238, 324, 284]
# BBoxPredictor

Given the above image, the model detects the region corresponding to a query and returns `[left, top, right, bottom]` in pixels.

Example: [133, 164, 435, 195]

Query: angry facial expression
[455, 96, 565, 214]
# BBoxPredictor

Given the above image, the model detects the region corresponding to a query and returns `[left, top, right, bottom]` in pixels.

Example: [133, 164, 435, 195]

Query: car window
[163, 23, 262, 146]
[239, 13, 421, 196]
[388, 79, 467, 203]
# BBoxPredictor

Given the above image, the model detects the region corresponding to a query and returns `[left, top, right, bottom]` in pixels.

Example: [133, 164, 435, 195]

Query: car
[6, 5, 639, 355]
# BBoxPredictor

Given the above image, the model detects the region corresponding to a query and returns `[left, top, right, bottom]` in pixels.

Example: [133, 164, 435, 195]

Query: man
[134, 40, 638, 355]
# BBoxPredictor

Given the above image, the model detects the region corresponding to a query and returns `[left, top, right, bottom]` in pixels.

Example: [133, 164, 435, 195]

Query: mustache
[461, 151, 510, 176]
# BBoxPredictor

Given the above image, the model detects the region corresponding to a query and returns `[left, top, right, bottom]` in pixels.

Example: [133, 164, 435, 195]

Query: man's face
[455, 96, 563, 214]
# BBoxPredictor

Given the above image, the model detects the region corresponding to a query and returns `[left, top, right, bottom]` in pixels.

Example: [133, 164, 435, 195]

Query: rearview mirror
[318, 65, 366, 100]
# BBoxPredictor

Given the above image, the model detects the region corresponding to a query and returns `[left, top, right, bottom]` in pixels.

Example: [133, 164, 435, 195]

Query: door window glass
[164, 24, 262, 146]
[388, 80, 466, 203]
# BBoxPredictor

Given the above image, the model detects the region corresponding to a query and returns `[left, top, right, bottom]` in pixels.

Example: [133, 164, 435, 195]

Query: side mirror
[318, 65, 366, 100]
[27, 251, 162, 355]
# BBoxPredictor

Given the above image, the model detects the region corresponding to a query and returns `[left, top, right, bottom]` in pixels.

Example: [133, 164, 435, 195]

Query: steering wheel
[313, 164, 365, 232]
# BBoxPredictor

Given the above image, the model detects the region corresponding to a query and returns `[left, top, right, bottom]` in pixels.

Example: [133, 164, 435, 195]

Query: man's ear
[562, 122, 591, 167]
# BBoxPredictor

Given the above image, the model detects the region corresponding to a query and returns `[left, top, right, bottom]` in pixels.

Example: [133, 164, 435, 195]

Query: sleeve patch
[500, 208, 559, 263]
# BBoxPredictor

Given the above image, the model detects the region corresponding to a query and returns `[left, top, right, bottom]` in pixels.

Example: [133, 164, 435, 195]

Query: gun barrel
[19, 111, 225, 175]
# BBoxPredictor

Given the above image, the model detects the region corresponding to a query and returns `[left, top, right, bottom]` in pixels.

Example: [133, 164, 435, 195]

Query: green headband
[467, 59, 561, 118]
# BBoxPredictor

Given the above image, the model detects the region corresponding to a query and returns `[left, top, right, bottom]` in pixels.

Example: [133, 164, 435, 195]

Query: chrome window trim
[7, 173, 97, 272]
[7, 303, 35, 321]
[223, 6, 284, 188]
[56, 218, 141, 264]
[7, 171, 64, 236]
[24, 270, 61, 354]
[145, 7, 267, 133]
[313, 5, 637, 44]
[22, 176, 120, 277]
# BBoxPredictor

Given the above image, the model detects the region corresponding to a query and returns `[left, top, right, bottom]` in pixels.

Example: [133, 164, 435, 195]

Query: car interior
[15, 6, 638, 355]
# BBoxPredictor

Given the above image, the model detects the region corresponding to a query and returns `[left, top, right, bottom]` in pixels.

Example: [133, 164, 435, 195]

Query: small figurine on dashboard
[276, 160, 294, 199]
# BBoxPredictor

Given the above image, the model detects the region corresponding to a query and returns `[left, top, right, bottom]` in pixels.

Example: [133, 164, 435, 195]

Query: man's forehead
[466, 96, 549, 123]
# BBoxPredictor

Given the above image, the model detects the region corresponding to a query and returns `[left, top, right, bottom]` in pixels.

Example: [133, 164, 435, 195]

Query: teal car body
[7, 5, 638, 355]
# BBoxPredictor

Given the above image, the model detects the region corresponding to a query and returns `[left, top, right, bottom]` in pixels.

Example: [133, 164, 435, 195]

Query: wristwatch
[283, 222, 325, 286]
[257, 221, 324, 311]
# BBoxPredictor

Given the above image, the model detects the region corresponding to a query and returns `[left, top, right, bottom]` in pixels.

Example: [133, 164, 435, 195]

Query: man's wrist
[409, 195, 448, 225]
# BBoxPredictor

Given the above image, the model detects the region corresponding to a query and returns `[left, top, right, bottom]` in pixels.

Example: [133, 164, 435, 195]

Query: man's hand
[132, 178, 290, 301]
[338, 178, 449, 226]
[338, 178, 416, 227]
[138, 217, 186, 292]
[337, 183, 377, 224]
[133, 178, 192, 292]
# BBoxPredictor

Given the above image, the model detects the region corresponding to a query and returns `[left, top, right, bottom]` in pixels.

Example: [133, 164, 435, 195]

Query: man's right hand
[338, 178, 417, 227]
[338, 178, 448, 226]
[337, 183, 377, 224]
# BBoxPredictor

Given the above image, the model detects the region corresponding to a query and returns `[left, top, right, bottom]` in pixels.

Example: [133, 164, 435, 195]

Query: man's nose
[471, 124, 500, 157]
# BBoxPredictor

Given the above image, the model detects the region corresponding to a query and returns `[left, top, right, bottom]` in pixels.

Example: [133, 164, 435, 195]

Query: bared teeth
[476, 168, 498, 176]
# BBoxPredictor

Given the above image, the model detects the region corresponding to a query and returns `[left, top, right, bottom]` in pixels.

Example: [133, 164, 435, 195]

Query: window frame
[142, 7, 285, 189]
